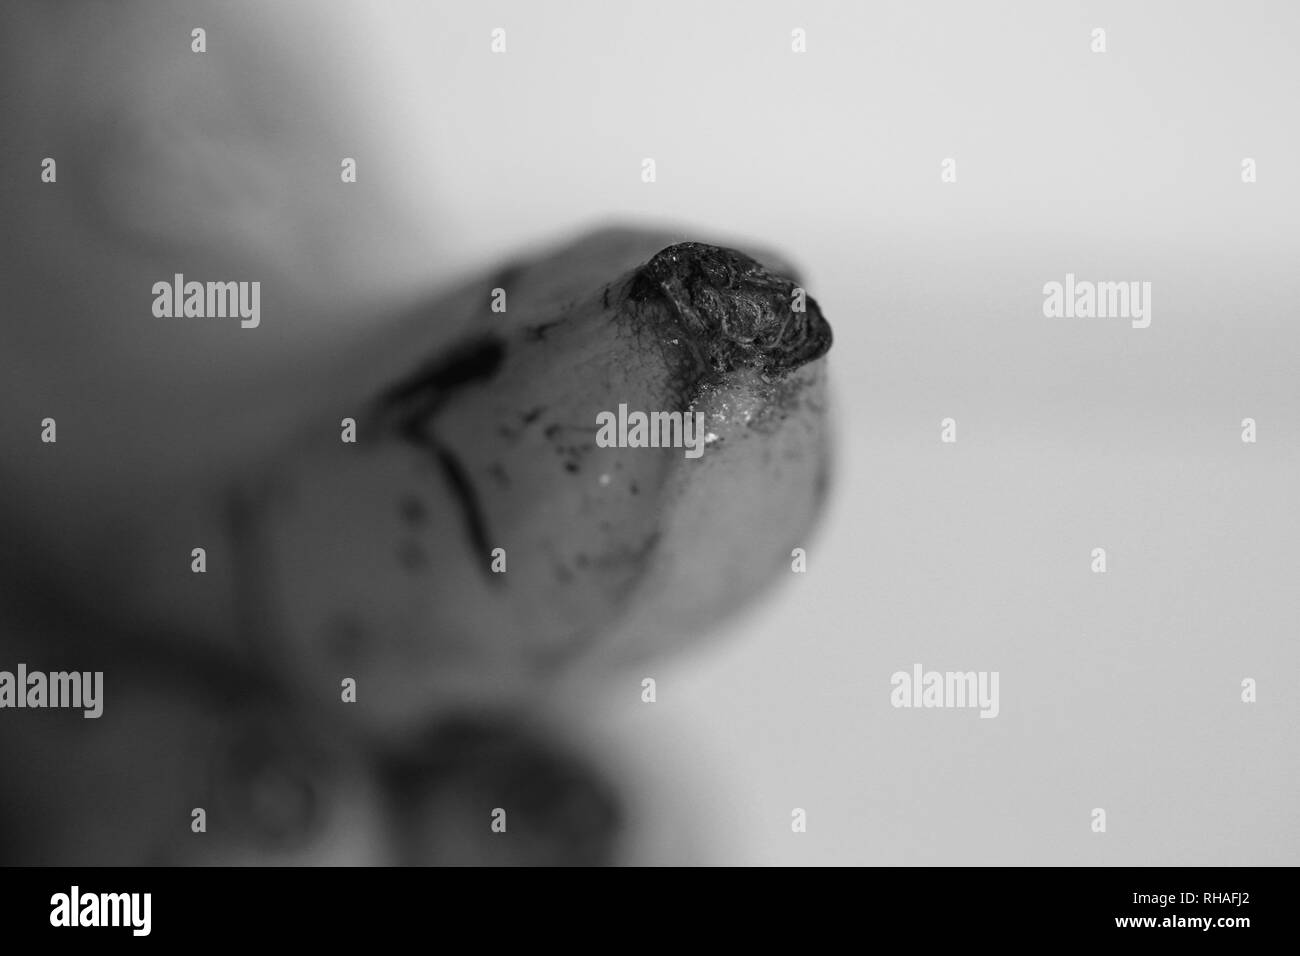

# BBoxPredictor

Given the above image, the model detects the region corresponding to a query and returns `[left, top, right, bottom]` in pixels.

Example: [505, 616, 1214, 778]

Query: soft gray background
[3, 0, 1296, 864]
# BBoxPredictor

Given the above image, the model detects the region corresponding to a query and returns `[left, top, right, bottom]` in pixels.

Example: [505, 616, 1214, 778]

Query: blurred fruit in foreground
[381, 715, 624, 867]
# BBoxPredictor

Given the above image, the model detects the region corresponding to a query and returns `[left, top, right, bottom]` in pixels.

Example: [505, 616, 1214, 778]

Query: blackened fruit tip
[627, 242, 832, 375]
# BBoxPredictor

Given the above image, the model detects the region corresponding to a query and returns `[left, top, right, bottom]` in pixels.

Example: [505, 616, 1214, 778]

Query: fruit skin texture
[247, 228, 833, 731]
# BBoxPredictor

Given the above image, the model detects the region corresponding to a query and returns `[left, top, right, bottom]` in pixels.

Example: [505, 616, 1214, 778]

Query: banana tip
[627, 242, 832, 375]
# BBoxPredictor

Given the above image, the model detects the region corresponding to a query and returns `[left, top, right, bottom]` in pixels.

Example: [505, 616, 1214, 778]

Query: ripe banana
[240, 226, 834, 731]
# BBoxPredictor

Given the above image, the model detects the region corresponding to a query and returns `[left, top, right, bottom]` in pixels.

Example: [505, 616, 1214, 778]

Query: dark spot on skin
[543, 424, 562, 440]
[399, 495, 427, 526]
[524, 319, 563, 342]
[554, 443, 593, 460]
[583, 531, 662, 579]
[397, 539, 428, 571]
[564, 461, 579, 473]
[626, 242, 832, 376]
[497, 424, 517, 440]
[629, 481, 639, 495]
[603, 286, 610, 308]
[521, 406, 545, 425]
[488, 462, 510, 487]
[555, 564, 574, 584]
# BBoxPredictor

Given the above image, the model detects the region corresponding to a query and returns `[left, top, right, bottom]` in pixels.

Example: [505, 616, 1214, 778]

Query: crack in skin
[428, 442, 496, 583]
[374, 335, 508, 586]
[377, 334, 507, 428]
